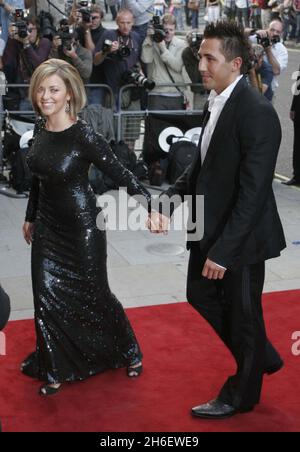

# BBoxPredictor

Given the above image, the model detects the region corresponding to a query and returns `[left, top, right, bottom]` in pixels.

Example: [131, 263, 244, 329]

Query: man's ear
[232, 57, 243, 73]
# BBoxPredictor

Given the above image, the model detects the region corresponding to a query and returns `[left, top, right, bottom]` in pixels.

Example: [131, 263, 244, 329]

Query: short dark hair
[203, 21, 251, 74]
[25, 15, 41, 35]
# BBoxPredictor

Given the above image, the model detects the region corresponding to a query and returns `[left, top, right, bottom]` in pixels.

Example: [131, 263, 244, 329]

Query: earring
[65, 101, 70, 113]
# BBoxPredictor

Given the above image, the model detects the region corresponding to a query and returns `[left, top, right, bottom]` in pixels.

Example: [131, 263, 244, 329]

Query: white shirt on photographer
[249, 35, 288, 91]
[266, 42, 288, 91]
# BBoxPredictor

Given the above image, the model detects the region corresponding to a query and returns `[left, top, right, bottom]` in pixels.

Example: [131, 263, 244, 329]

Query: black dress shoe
[282, 178, 300, 186]
[264, 359, 284, 375]
[191, 398, 253, 420]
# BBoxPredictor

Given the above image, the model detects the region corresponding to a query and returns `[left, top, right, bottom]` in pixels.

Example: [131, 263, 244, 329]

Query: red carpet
[0, 290, 300, 432]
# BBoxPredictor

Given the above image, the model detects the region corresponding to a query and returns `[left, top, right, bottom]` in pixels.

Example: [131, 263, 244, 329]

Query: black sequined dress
[22, 118, 151, 384]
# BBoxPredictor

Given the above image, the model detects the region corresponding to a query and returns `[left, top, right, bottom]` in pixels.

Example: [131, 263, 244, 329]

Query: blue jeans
[173, 8, 184, 30]
[191, 10, 199, 29]
[236, 7, 250, 28]
[87, 87, 106, 106]
[296, 12, 300, 42]
[19, 98, 33, 112]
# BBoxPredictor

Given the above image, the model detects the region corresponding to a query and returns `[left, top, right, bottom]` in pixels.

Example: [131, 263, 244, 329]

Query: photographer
[141, 13, 187, 110]
[2, 14, 51, 110]
[49, 22, 93, 84]
[120, 1, 154, 46]
[182, 30, 207, 109]
[248, 43, 274, 101]
[71, 4, 107, 104]
[249, 19, 288, 94]
[0, 1, 33, 43]
[94, 9, 140, 104]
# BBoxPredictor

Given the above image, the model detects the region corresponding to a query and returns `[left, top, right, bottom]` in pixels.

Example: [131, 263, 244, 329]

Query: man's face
[90, 12, 102, 30]
[198, 38, 241, 94]
[117, 13, 133, 36]
[268, 21, 283, 40]
[163, 24, 175, 43]
[27, 22, 38, 43]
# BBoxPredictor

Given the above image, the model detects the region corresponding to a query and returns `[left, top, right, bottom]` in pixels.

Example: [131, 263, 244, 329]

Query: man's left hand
[202, 258, 226, 280]
[63, 44, 77, 59]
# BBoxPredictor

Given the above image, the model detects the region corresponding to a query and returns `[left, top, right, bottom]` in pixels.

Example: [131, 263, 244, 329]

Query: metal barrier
[0, 82, 208, 155]
[115, 83, 209, 151]
[0, 83, 115, 115]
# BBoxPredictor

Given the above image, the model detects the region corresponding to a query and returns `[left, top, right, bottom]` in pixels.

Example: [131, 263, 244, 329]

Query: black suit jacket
[162, 77, 286, 269]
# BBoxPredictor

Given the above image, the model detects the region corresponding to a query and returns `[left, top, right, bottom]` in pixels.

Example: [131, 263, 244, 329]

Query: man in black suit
[148, 21, 286, 419]
[283, 66, 300, 186]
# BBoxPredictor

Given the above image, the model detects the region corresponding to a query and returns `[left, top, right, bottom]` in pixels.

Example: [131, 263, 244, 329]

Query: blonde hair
[29, 58, 87, 119]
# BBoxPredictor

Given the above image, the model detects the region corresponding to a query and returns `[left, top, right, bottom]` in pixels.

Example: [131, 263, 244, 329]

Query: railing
[0, 82, 208, 156]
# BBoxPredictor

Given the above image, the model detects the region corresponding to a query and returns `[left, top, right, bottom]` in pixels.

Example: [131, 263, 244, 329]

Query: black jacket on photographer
[3, 34, 51, 108]
[49, 39, 93, 84]
[94, 29, 140, 102]
[77, 24, 107, 85]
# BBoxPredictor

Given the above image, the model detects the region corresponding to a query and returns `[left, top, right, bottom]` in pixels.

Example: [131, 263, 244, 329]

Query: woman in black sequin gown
[22, 59, 151, 395]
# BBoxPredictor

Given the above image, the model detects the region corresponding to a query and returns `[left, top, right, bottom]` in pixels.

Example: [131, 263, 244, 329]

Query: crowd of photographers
[0, 0, 292, 113]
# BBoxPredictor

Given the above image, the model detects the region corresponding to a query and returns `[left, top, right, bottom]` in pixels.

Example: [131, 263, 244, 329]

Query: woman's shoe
[39, 383, 62, 396]
[127, 363, 143, 378]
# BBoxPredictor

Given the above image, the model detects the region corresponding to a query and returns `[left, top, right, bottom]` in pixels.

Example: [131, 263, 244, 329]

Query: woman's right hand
[23, 222, 34, 245]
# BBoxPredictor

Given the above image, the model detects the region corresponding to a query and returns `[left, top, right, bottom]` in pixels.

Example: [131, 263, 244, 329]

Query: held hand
[147, 212, 170, 234]
[23, 222, 34, 245]
[202, 258, 226, 280]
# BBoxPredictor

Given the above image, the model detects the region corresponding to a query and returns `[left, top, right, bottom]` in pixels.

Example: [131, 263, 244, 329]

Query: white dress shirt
[200, 75, 243, 271]
[201, 75, 243, 164]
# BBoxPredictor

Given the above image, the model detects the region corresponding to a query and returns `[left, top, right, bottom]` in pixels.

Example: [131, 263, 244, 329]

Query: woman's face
[36, 74, 71, 118]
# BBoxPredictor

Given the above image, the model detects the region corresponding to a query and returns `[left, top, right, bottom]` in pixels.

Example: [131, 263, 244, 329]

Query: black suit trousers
[293, 118, 300, 181]
[186, 245, 280, 409]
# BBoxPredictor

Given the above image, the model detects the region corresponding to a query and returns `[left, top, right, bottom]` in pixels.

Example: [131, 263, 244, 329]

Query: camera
[118, 45, 131, 58]
[255, 34, 280, 48]
[78, 1, 92, 23]
[11, 9, 29, 39]
[39, 11, 56, 40]
[122, 68, 155, 91]
[150, 15, 166, 43]
[117, 36, 131, 58]
[102, 39, 113, 53]
[57, 19, 74, 52]
[190, 32, 202, 49]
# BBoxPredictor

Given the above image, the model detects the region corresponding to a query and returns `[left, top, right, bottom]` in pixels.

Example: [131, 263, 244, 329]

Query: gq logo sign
[158, 127, 202, 153]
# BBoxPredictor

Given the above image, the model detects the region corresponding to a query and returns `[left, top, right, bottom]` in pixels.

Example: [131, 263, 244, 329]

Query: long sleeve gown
[21, 118, 151, 384]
